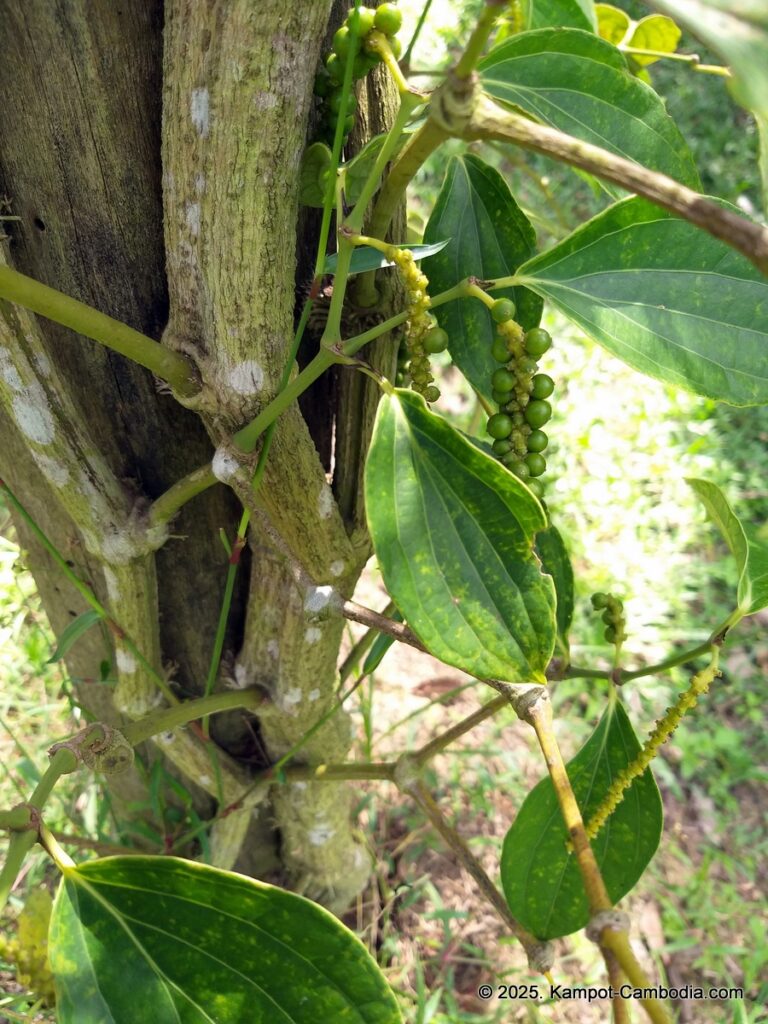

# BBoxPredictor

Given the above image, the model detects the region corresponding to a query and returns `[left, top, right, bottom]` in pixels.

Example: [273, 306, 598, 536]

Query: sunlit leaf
[626, 14, 681, 66]
[595, 3, 631, 45]
[687, 478, 768, 615]
[479, 28, 700, 193]
[423, 154, 541, 403]
[325, 240, 449, 275]
[50, 856, 402, 1024]
[501, 700, 662, 939]
[645, 0, 768, 118]
[517, 196, 768, 406]
[365, 390, 556, 681]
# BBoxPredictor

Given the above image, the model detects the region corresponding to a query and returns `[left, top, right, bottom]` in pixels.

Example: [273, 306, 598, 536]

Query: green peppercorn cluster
[591, 592, 627, 645]
[389, 246, 445, 403]
[313, 5, 403, 145]
[484, 298, 554, 500]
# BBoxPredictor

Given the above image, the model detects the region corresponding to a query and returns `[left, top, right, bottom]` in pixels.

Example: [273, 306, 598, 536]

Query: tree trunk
[0, 0, 400, 908]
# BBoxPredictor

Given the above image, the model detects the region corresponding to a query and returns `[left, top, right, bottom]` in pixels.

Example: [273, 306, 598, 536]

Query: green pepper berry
[525, 453, 546, 477]
[527, 478, 544, 499]
[423, 385, 440, 403]
[492, 389, 511, 404]
[591, 593, 610, 609]
[373, 2, 403, 34]
[524, 399, 552, 428]
[487, 413, 513, 439]
[491, 297, 516, 323]
[423, 326, 449, 353]
[531, 373, 554, 399]
[491, 367, 516, 392]
[525, 327, 552, 357]
[519, 356, 539, 375]
[347, 5, 376, 35]
[395, 371, 405, 385]
[326, 53, 344, 83]
[333, 26, 352, 60]
[601, 609, 614, 625]
[526, 429, 548, 453]
[510, 460, 530, 479]
[491, 337, 510, 362]
[604, 625, 617, 643]
[343, 113, 356, 135]
[329, 90, 356, 115]
[389, 34, 403, 58]
[492, 438, 513, 455]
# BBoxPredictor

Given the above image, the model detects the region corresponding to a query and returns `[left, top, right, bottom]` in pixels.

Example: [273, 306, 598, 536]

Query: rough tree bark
[0, 0, 400, 909]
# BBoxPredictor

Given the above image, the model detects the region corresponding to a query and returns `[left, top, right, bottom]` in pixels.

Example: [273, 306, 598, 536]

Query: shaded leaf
[520, 0, 596, 32]
[47, 610, 103, 664]
[517, 196, 768, 406]
[326, 240, 449, 275]
[595, 3, 631, 44]
[645, 0, 768, 118]
[501, 699, 662, 939]
[50, 856, 402, 1024]
[299, 142, 333, 208]
[687, 478, 768, 615]
[365, 389, 556, 681]
[422, 154, 541, 403]
[534, 523, 574, 656]
[479, 28, 700, 193]
[627, 14, 681, 66]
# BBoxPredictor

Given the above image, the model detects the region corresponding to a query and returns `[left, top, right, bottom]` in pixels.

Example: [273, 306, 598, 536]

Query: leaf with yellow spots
[365, 389, 556, 681]
[49, 856, 402, 1023]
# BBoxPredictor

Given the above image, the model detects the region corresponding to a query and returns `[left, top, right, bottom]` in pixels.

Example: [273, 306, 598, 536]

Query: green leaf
[422, 154, 541, 403]
[325, 240, 450, 275]
[299, 142, 333, 208]
[479, 29, 700, 193]
[47, 610, 103, 664]
[520, 0, 596, 32]
[595, 3, 631, 44]
[626, 14, 681, 66]
[501, 699, 662, 939]
[687, 478, 768, 616]
[645, 0, 768, 119]
[534, 523, 574, 657]
[517, 196, 768, 406]
[365, 389, 556, 681]
[50, 856, 402, 1024]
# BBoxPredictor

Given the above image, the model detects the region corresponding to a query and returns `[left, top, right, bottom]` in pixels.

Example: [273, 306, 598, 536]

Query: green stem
[0, 807, 34, 830]
[0, 479, 177, 705]
[233, 347, 337, 452]
[149, 465, 217, 528]
[454, 0, 505, 79]
[0, 747, 77, 910]
[123, 687, 267, 747]
[402, 0, 434, 70]
[621, 47, 730, 75]
[0, 266, 199, 397]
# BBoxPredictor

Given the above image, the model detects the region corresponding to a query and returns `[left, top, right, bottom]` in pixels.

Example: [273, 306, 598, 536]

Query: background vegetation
[1, 1, 766, 1021]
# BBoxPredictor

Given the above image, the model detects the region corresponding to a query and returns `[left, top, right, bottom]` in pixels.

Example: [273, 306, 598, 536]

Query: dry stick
[520, 690, 671, 1024]
[341, 599, 425, 651]
[413, 694, 508, 764]
[465, 94, 768, 277]
[402, 775, 551, 972]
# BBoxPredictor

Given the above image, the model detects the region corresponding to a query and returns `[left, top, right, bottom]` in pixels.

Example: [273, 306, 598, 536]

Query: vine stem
[521, 691, 672, 1024]
[0, 478, 178, 706]
[0, 266, 200, 397]
[454, 0, 505, 79]
[466, 94, 768, 276]
[0, 747, 77, 911]
[401, 774, 549, 970]
[123, 686, 268, 747]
